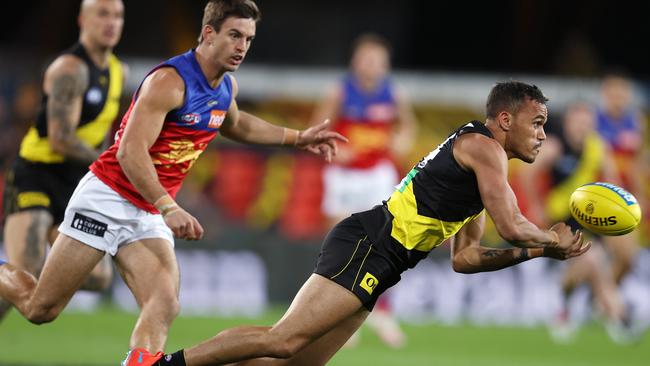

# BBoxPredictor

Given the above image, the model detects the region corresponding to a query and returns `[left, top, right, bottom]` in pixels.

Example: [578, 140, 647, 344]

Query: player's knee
[144, 291, 180, 322]
[26, 303, 60, 325]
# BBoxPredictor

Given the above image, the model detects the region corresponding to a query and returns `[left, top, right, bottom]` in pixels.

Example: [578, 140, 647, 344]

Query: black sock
[156, 350, 186, 366]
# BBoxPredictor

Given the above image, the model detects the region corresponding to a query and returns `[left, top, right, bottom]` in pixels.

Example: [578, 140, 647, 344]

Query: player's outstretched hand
[297, 119, 348, 162]
[163, 207, 204, 240]
[545, 223, 591, 260]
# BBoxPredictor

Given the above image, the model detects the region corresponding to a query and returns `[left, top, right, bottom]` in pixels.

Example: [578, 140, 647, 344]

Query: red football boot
[121, 348, 163, 366]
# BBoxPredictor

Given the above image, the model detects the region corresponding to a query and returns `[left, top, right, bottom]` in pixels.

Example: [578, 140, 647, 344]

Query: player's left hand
[297, 119, 348, 162]
[544, 226, 591, 260]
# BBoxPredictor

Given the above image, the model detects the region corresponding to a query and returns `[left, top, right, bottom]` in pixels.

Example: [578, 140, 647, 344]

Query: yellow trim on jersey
[19, 54, 123, 163]
[546, 133, 604, 221]
[387, 183, 482, 252]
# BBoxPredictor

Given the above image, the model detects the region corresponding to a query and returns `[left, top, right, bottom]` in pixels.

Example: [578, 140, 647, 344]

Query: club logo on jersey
[86, 87, 103, 104]
[366, 103, 397, 122]
[360, 272, 379, 295]
[208, 109, 226, 129]
[181, 113, 201, 125]
[71, 213, 108, 237]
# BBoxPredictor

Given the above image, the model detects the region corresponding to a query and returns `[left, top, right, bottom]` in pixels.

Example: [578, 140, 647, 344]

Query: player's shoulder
[145, 67, 185, 90]
[456, 131, 502, 154]
[46, 53, 89, 79]
[454, 127, 505, 170]
[137, 67, 185, 109]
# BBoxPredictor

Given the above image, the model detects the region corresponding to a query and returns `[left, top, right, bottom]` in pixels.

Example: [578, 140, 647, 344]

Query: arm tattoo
[48, 70, 99, 163]
[482, 249, 501, 258]
[518, 248, 530, 261]
[49, 73, 86, 123]
[480, 248, 530, 267]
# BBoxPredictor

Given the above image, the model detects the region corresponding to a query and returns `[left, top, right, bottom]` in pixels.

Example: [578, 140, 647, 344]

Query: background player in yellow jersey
[517, 102, 639, 342]
[147, 81, 590, 366]
[0, 0, 125, 321]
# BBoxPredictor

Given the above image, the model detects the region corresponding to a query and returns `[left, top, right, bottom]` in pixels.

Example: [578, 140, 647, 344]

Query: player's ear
[201, 25, 215, 45]
[497, 111, 512, 131]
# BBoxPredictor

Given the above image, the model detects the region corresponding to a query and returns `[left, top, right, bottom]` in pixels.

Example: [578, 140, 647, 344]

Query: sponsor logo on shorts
[360, 272, 378, 295]
[71, 213, 108, 237]
[17, 191, 51, 208]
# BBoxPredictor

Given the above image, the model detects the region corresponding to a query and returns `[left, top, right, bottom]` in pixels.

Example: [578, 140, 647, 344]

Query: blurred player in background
[0, 1, 346, 365]
[310, 33, 417, 348]
[518, 102, 640, 343]
[595, 72, 646, 272]
[150, 81, 590, 366]
[596, 73, 647, 204]
[0, 0, 126, 323]
[595, 73, 647, 341]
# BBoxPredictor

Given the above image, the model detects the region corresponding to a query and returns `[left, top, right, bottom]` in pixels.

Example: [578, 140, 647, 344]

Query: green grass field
[0, 306, 648, 365]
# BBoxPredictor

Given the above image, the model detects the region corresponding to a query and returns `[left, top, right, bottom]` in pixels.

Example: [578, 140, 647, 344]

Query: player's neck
[79, 38, 111, 69]
[355, 75, 380, 92]
[484, 119, 507, 150]
[194, 46, 227, 88]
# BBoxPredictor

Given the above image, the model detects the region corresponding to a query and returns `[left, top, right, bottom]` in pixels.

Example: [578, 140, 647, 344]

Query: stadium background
[0, 0, 649, 364]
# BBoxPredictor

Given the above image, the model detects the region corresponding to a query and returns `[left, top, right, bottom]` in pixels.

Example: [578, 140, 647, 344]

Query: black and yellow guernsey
[18, 43, 123, 164]
[354, 121, 490, 269]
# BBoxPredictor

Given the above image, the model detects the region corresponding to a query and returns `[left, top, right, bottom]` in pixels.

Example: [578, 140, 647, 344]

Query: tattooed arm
[450, 213, 588, 274]
[44, 55, 99, 164]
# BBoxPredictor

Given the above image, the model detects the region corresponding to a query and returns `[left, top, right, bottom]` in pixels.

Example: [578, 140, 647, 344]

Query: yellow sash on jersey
[19, 54, 123, 163]
[387, 182, 483, 252]
[546, 133, 604, 221]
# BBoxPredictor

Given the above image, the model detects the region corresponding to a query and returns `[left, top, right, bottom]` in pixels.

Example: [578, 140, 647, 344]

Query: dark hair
[351, 33, 392, 55]
[485, 81, 548, 119]
[199, 0, 261, 42]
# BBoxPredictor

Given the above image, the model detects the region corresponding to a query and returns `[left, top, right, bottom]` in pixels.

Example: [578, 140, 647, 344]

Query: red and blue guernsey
[333, 74, 397, 169]
[595, 108, 643, 188]
[91, 49, 233, 213]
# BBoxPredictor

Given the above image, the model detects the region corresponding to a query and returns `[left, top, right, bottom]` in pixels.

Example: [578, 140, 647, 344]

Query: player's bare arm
[454, 133, 577, 250]
[220, 75, 348, 161]
[451, 212, 589, 274]
[116, 67, 203, 240]
[45, 55, 99, 164]
[391, 86, 417, 158]
[310, 84, 343, 127]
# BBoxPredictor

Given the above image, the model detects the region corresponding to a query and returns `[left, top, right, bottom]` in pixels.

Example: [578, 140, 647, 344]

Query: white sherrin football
[569, 182, 642, 235]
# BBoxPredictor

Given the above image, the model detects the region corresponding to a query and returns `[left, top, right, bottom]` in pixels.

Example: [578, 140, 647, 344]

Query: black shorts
[3, 158, 88, 223]
[314, 214, 402, 311]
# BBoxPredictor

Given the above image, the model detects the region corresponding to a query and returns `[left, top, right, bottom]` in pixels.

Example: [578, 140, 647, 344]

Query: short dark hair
[351, 33, 392, 55]
[485, 81, 548, 119]
[199, 0, 261, 43]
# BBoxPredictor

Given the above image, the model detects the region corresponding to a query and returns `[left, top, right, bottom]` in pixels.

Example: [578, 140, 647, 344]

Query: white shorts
[58, 172, 174, 256]
[322, 160, 399, 218]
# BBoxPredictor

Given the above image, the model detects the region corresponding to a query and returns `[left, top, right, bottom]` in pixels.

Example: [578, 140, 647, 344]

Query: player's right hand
[163, 207, 204, 240]
[546, 223, 590, 259]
